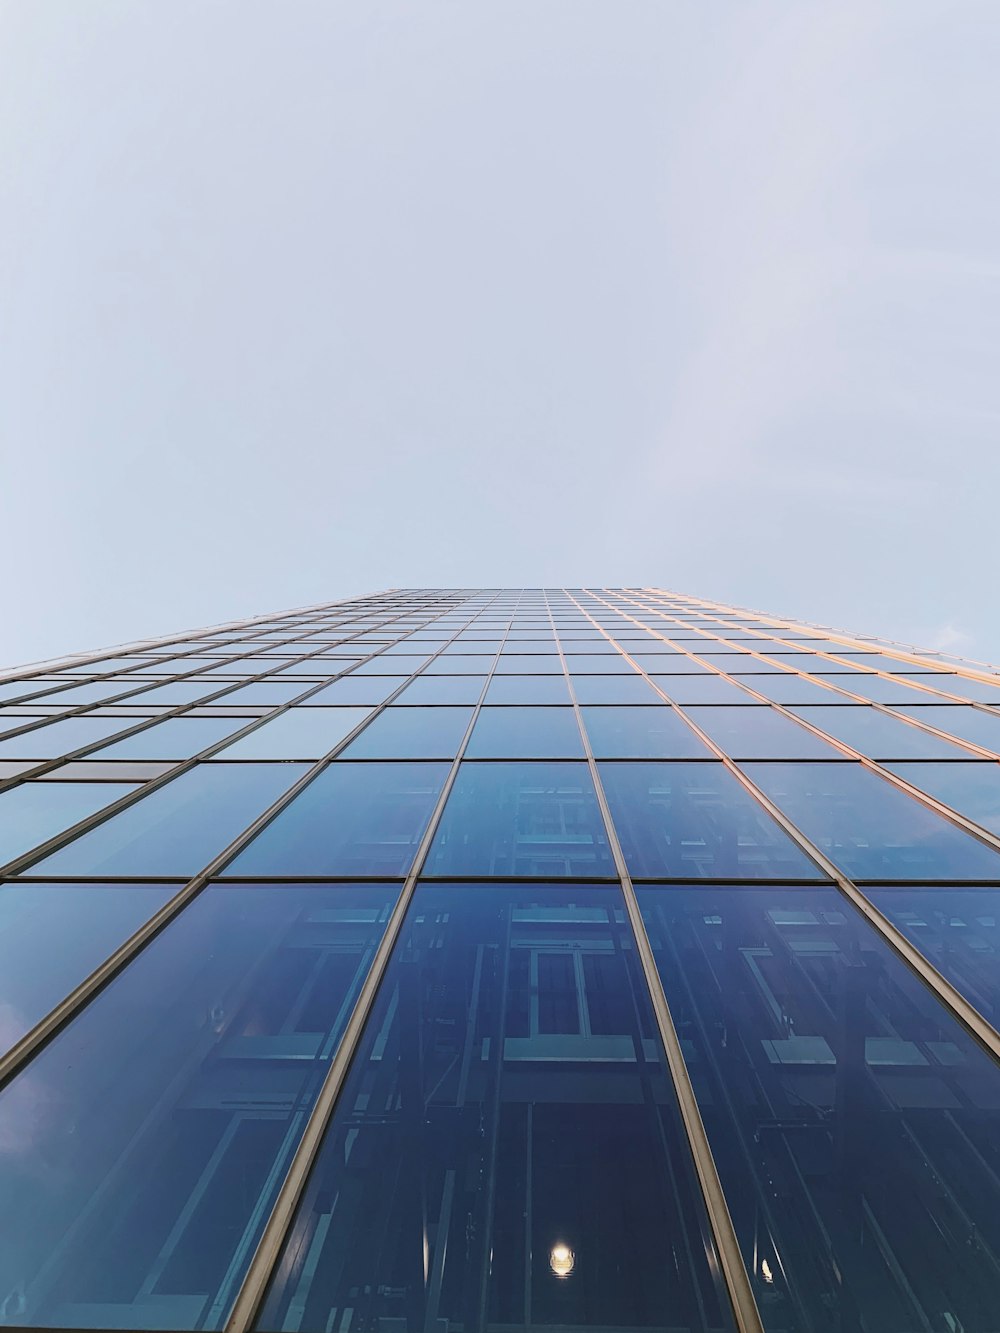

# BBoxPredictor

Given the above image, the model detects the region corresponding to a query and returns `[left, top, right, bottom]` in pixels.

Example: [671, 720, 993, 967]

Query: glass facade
[2, 587, 1000, 1333]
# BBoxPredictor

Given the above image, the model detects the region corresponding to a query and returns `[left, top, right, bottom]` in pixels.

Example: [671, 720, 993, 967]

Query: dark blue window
[600, 761, 822, 879]
[581, 705, 712, 759]
[685, 706, 841, 758]
[426, 762, 613, 877]
[255, 883, 734, 1333]
[638, 883, 1000, 1333]
[0, 882, 399, 1329]
[228, 762, 450, 876]
[886, 761, 1000, 836]
[0, 781, 139, 868]
[745, 762, 1000, 880]
[893, 705, 1000, 752]
[789, 706, 973, 759]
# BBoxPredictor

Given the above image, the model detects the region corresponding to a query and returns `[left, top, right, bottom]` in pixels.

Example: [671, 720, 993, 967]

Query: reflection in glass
[466, 707, 584, 758]
[0, 882, 175, 1054]
[571, 676, 660, 705]
[894, 705, 1000, 752]
[256, 884, 733, 1333]
[600, 762, 822, 879]
[229, 762, 450, 876]
[638, 883, 1000, 1333]
[790, 707, 973, 760]
[219, 707, 372, 759]
[91, 717, 246, 760]
[730, 675, 843, 706]
[307, 677, 408, 705]
[685, 707, 841, 759]
[887, 762, 1000, 836]
[484, 675, 572, 704]
[0, 715, 136, 759]
[652, 677, 755, 705]
[426, 762, 613, 877]
[341, 707, 474, 758]
[0, 781, 139, 867]
[0, 883, 398, 1330]
[581, 706, 711, 759]
[745, 763, 1000, 880]
[396, 676, 484, 705]
[35, 765, 308, 877]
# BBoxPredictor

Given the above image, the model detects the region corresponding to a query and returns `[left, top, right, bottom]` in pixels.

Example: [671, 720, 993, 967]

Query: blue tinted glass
[789, 706, 973, 759]
[125, 681, 222, 705]
[745, 762, 1000, 880]
[581, 705, 711, 758]
[686, 706, 841, 758]
[894, 705, 1000, 752]
[565, 654, 635, 674]
[466, 706, 584, 758]
[0, 713, 46, 735]
[0, 715, 136, 758]
[0, 882, 175, 1053]
[600, 761, 821, 879]
[0, 882, 398, 1330]
[571, 675, 660, 704]
[214, 682, 308, 706]
[229, 762, 449, 876]
[35, 765, 308, 877]
[24, 681, 134, 706]
[887, 762, 1000, 835]
[900, 675, 1000, 704]
[493, 655, 565, 675]
[638, 883, 1000, 1333]
[484, 674, 571, 704]
[868, 885, 1000, 1024]
[426, 762, 614, 877]
[353, 654, 430, 675]
[219, 707, 372, 759]
[0, 781, 139, 867]
[652, 677, 754, 705]
[256, 883, 734, 1333]
[631, 656, 713, 675]
[90, 717, 246, 760]
[815, 674, 934, 704]
[396, 675, 484, 704]
[422, 657, 492, 675]
[730, 674, 842, 705]
[307, 676, 408, 705]
[340, 707, 474, 758]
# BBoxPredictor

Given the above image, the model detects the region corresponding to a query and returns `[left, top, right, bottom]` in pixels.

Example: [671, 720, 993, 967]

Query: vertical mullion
[221, 591, 517, 1333]
[544, 591, 766, 1333]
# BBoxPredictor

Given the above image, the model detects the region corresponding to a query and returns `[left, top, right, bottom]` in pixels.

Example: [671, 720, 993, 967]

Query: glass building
[2, 587, 1000, 1333]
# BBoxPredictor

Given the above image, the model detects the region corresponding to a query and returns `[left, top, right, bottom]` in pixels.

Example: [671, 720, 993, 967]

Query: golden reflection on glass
[549, 1242, 575, 1279]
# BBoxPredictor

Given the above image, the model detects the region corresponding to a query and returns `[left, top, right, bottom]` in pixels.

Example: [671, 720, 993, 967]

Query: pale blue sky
[2, 2, 999, 667]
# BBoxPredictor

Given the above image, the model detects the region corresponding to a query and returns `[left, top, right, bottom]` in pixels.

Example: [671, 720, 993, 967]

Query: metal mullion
[0, 598, 477, 820]
[221, 594, 516, 1333]
[569, 590, 1000, 1066]
[601, 591, 1000, 853]
[545, 592, 766, 1333]
[0, 593, 496, 1091]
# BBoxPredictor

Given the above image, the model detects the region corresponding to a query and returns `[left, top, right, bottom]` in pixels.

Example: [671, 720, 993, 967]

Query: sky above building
[2, 1, 998, 668]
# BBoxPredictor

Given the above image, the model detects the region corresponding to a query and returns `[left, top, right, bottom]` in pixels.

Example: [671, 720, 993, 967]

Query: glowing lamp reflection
[549, 1243, 575, 1279]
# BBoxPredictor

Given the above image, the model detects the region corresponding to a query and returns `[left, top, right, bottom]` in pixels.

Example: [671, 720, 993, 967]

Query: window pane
[815, 674, 934, 704]
[0, 715, 138, 759]
[0, 882, 175, 1053]
[126, 681, 223, 706]
[581, 705, 712, 759]
[213, 682, 309, 706]
[887, 762, 1000, 836]
[564, 654, 635, 674]
[789, 706, 973, 760]
[730, 674, 843, 706]
[899, 675, 1000, 704]
[426, 762, 613, 877]
[91, 717, 247, 760]
[685, 706, 842, 759]
[256, 883, 733, 1333]
[353, 654, 430, 675]
[219, 708, 372, 759]
[744, 762, 1000, 880]
[652, 677, 754, 705]
[35, 765, 309, 877]
[0, 781, 139, 866]
[630, 656, 714, 676]
[868, 885, 1000, 1025]
[396, 676, 484, 705]
[571, 676, 660, 705]
[638, 883, 1000, 1333]
[228, 762, 450, 876]
[599, 761, 821, 879]
[484, 675, 572, 704]
[466, 706, 584, 758]
[307, 677, 408, 705]
[422, 657, 492, 675]
[493, 655, 565, 675]
[893, 705, 1000, 752]
[0, 882, 399, 1330]
[340, 707, 474, 759]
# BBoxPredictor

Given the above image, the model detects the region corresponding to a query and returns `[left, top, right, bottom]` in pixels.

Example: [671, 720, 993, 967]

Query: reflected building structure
[1, 588, 1000, 1332]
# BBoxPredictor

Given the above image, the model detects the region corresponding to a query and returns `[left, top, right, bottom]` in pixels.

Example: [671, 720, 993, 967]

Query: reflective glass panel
[90, 717, 247, 760]
[466, 707, 584, 758]
[126, 682, 224, 706]
[35, 765, 308, 877]
[686, 706, 841, 758]
[214, 682, 309, 706]
[900, 676, 1000, 704]
[730, 674, 843, 706]
[745, 763, 1000, 879]
[25, 682, 137, 706]
[340, 707, 474, 759]
[599, 761, 822, 879]
[652, 677, 755, 705]
[218, 707, 371, 759]
[228, 762, 450, 876]
[493, 656, 565, 675]
[0, 881, 175, 1054]
[564, 654, 635, 674]
[571, 676, 660, 705]
[638, 883, 1000, 1333]
[426, 762, 613, 877]
[0, 882, 399, 1330]
[396, 676, 484, 705]
[353, 655, 430, 675]
[256, 883, 733, 1333]
[887, 762, 1000, 836]
[581, 706, 712, 759]
[0, 781, 139, 867]
[306, 676, 409, 705]
[422, 657, 492, 676]
[631, 656, 713, 676]
[0, 715, 136, 759]
[868, 885, 1000, 1024]
[789, 707, 973, 760]
[894, 705, 1000, 753]
[484, 675, 572, 704]
[815, 674, 935, 704]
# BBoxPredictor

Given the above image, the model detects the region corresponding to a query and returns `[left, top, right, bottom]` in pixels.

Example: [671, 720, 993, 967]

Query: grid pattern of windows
[2, 587, 1000, 1333]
